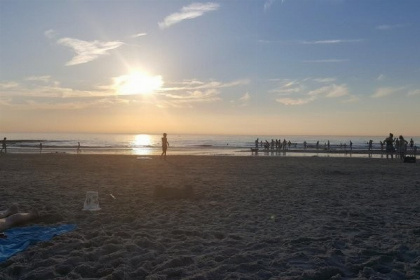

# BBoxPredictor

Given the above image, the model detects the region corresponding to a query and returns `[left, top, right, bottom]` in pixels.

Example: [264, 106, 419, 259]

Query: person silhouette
[161, 133, 169, 159]
[1, 137, 6, 154]
[384, 133, 395, 159]
[399, 135, 408, 160]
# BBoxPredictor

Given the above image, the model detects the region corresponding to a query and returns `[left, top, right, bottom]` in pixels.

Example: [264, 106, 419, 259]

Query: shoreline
[2, 146, 418, 159]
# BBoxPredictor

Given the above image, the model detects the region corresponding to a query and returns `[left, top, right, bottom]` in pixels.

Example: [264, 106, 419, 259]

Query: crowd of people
[381, 133, 416, 160]
[253, 133, 417, 159]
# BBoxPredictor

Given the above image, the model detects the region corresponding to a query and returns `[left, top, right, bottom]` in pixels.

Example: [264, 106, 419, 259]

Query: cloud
[272, 78, 352, 106]
[302, 39, 362, 44]
[276, 97, 314, 105]
[164, 79, 249, 91]
[371, 87, 403, 98]
[303, 59, 349, 63]
[0, 76, 131, 110]
[25, 76, 51, 83]
[264, 0, 286, 11]
[312, 78, 336, 83]
[159, 89, 221, 108]
[131, 33, 147, 38]
[158, 2, 220, 29]
[375, 24, 405, 31]
[44, 29, 58, 39]
[157, 78, 248, 107]
[342, 95, 360, 103]
[57, 37, 124, 66]
[0, 82, 19, 89]
[0, 76, 115, 100]
[308, 84, 349, 98]
[1, 75, 248, 110]
[376, 74, 385, 81]
[230, 92, 250, 107]
[239, 92, 250, 102]
[264, 0, 276, 11]
[408, 89, 420, 96]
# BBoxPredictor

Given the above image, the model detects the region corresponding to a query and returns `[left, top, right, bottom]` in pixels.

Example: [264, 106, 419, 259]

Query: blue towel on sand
[0, 224, 76, 263]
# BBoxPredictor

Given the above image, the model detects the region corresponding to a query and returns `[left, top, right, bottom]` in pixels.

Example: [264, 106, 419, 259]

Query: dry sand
[0, 154, 419, 279]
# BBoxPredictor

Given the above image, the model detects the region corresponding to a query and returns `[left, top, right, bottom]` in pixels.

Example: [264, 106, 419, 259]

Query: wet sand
[0, 154, 419, 279]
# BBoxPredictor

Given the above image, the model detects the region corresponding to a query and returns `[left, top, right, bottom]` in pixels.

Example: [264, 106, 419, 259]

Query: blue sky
[1, 0, 419, 136]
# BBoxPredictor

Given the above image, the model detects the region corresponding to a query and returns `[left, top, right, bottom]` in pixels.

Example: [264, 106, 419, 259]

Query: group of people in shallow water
[382, 133, 416, 160]
[254, 138, 296, 151]
[254, 133, 417, 158]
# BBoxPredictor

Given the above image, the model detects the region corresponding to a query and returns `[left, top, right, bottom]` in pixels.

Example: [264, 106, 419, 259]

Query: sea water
[1, 132, 418, 158]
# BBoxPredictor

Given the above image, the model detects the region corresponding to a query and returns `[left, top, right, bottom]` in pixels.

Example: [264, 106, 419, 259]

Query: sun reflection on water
[132, 134, 153, 155]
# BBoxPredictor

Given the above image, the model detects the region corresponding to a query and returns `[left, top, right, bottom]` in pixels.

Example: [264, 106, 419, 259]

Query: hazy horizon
[3, 131, 419, 139]
[1, 0, 420, 136]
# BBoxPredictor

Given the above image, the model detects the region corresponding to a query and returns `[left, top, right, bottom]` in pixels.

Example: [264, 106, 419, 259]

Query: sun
[114, 71, 163, 95]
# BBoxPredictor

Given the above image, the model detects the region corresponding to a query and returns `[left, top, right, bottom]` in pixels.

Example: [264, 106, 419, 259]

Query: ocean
[1, 132, 418, 158]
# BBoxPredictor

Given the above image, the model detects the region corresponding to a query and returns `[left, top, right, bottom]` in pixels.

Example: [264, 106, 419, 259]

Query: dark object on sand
[403, 156, 416, 163]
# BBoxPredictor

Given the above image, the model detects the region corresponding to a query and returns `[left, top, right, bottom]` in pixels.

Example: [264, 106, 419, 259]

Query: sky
[1, 0, 420, 137]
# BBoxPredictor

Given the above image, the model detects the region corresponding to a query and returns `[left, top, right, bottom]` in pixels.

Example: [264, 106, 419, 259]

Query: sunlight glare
[115, 72, 163, 95]
[134, 134, 152, 147]
[132, 134, 153, 155]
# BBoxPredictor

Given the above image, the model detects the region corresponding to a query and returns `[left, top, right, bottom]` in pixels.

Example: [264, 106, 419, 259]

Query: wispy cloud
[264, 0, 286, 11]
[57, 37, 124, 66]
[44, 29, 58, 39]
[157, 79, 248, 107]
[264, 0, 276, 11]
[1, 75, 249, 110]
[0, 76, 114, 100]
[308, 84, 349, 98]
[272, 78, 352, 106]
[131, 33, 147, 38]
[376, 74, 385, 81]
[408, 89, 420, 96]
[371, 87, 404, 98]
[0, 82, 19, 89]
[239, 92, 250, 102]
[158, 2, 220, 29]
[276, 97, 315, 106]
[164, 79, 249, 91]
[303, 59, 349, 63]
[25, 75, 52, 83]
[375, 24, 405, 31]
[230, 92, 251, 107]
[302, 39, 362, 45]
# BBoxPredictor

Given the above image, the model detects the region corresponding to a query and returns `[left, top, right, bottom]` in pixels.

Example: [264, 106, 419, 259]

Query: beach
[0, 154, 419, 279]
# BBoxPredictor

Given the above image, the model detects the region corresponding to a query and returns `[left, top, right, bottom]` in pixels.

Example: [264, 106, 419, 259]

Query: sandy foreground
[0, 154, 419, 280]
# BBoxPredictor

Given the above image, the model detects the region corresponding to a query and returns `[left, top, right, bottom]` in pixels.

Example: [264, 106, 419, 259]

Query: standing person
[161, 133, 169, 159]
[255, 138, 259, 149]
[409, 138, 414, 150]
[77, 142, 81, 154]
[1, 137, 6, 154]
[399, 135, 408, 160]
[350, 140, 353, 151]
[39, 142, 43, 154]
[384, 133, 395, 159]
